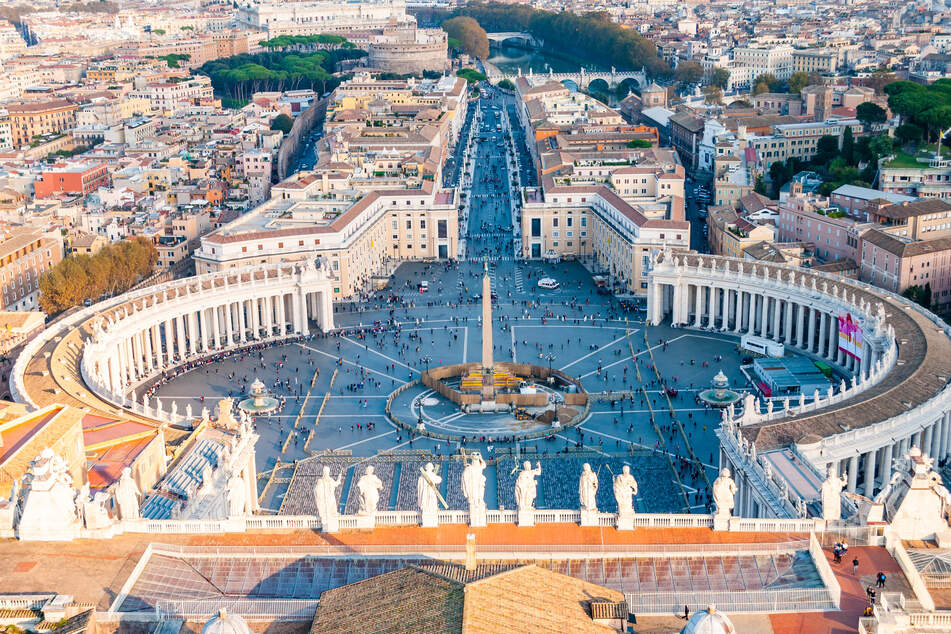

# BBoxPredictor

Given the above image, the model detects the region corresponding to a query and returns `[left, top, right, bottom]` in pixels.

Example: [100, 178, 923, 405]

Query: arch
[616, 77, 640, 99]
[560, 79, 579, 92]
[587, 78, 610, 95]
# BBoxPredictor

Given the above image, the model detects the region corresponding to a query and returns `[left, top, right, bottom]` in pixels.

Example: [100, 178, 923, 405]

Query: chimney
[465, 533, 477, 571]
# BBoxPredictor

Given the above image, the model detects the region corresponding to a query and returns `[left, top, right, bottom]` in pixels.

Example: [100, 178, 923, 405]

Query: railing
[145, 540, 810, 558]
[909, 612, 951, 627]
[624, 587, 836, 615]
[890, 540, 936, 612]
[155, 598, 317, 621]
[858, 616, 876, 634]
[0, 595, 55, 610]
[810, 532, 842, 609]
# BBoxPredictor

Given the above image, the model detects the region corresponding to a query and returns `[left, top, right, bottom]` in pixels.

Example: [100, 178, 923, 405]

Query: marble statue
[201, 407, 210, 426]
[217, 398, 236, 430]
[115, 467, 141, 521]
[313, 466, 342, 528]
[821, 466, 848, 522]
[712, 468, 737, 519]
[613, 466, 638, 516]
[77, 483, 111, 530]
[461, 453, 486, 514]
[356, 466, 383, 515]
[515, 461, 542, 511]
[579, 463, 599, 513]
[766, 400, 774, 415]
[796, 497, 808, 518]
[17, 450, 81, 540]
[227, 471, 248, 517]
[417, 463, 442, 515]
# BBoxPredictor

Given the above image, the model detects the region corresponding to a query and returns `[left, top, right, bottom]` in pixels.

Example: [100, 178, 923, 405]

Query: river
[487, 42, 605, 78]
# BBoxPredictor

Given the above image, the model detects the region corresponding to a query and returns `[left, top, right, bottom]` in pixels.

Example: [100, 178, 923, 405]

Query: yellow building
[7, 99, 78, 148]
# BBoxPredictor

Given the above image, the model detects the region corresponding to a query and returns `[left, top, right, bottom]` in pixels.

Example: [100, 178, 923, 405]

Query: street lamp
[422, 355, 433, 372]
[546, 352, 556, 374]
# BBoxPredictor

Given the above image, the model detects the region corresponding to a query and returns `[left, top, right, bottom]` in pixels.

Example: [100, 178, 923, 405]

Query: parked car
[418, 281, 429, 292]
[537, 277, 560, 289]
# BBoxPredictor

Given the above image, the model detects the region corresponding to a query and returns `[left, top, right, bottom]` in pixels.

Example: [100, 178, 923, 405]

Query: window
[406, 220, 412, 229]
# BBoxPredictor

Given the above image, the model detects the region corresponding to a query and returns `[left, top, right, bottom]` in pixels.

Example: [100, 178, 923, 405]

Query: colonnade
[661, 281, 882, 378]
[75, 263, 336, 417]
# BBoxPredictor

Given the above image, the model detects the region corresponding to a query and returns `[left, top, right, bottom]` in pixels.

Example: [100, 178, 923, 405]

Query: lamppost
[422, 355, 432, 373]
[546, 352, 556, 374]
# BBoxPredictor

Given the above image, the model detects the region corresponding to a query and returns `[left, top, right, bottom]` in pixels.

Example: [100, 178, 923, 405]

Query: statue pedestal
[420, 510, 439, 528]
[354, 513, 375, 530]
[517, 509, 535, 527]
[580, 509, 599, 527]
[713, 514, 731, 531]
[616, 512, 634, 531]
[469, 505, 487, 528]
[321, 516, 339, 534]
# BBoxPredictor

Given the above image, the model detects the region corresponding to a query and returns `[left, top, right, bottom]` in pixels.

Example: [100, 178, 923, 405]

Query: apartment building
[777, 189, 870, 263]
[747, 118, 862, 172]
[194, 188, 459, 297]
[521, 180, 689, 294]
[879, 156, 951, 200]
[792, 49, 837, 74]
[34, 162, 110, 199]
[860, 229, 951, 306]
[733, 45, 794, 80]
[6, 99, 79, 148]
[0, 229, 64, 311]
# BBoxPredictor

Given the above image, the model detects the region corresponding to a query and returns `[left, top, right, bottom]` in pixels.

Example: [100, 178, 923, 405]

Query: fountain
[237, 377, 279, 415]
[698, 370, 743, 408]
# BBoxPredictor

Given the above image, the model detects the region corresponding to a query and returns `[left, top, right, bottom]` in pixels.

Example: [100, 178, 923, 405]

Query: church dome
[202, 608, 251, 634]
[681, 605, 736, 634]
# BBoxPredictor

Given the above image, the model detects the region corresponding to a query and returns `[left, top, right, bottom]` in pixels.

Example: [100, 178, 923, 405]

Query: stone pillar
[292, 293, 302, 333]
[694, 284, 703, 328]
[131, 333, 143, 378]
[210, 305, 220, 348]
[733, 291, 743, 333]
[882, 443, 894, 484]
[942, 412, 951, 460]
[144, 326, 153, 371]
[864, 449, 877, 497]
[784, 300, 793, 343]
[277, 293, 286, 335]
[708, 288, 717, 328]
[760, 294, 769, 337]
[176, 315, 187, 361]
[152, 324, 163, 367]
[188, 312, 198, 356]
[264, 295, 273, 337]
[108, 353, 120, 393]
[932, 419, 943, 461]
[250, 297, 260, 339]
[861, 345, 871, 379]
[298, 290, 310, 336]
[925, 424, 935, 459]
[225, 301, 234, 346]
[847, 454, 858, 493]
[807, 307, 817, 353]
[164, 318, 175, 361]
[239, 299, 247, 342]
[747, 293, 756, 334]
[772, 297, 782, 342]
[720, 287, 728, 329]
[818, 312, 827, 359]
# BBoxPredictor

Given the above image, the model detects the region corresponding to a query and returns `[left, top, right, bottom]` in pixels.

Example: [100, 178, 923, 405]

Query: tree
[895, 123, 923, 145]
[787, 72, 809, 94]
[39, 237, 158, 315]
[710, 67, 729, 90]
[497, 78, 515, 91]
[447, 37, 462, 50]
[674, 61, 704, 86]
[903, 283, 932, 309]
[752, 73, 780, 94]
[703, 84, 723, 105]
[270, 113, 293, 134]
[856, 102, 888, 128]
[842, 126, 855, 165]
[812, 135, 841, 167]
[441, 16, 489, 60]
[754, 175, 767, 195]
[456, 68, 487, 83]
[626, 139, 652, 148]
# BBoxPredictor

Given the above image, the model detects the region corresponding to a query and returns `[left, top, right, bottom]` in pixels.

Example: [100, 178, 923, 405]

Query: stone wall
[276, 96, 328, 181]
[367, 39, 448, 75]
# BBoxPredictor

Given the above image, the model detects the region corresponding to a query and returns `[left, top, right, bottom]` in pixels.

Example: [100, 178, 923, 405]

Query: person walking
[876, 572, 887, 588]
[852, 557, 860, 575]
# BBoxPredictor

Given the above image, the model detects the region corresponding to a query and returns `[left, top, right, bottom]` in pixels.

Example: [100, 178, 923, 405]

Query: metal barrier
[625, 587, 837, 615]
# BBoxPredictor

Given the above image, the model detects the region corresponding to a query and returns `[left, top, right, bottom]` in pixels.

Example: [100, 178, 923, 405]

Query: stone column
[807, 307, 816, 353]
[932, 419, 943, 460]
[847, 454, 858, 493]
[861, 345, 871, 379]
[176, 315, 187, 361]
[747, 293, 756, 334]
[225, 301, 234, 346]
[925, 424, 935, 459]
[277, 293, 286, 335]
[708, 288, 717, 328]
[164, 318, 175, 361]
[942, 412, 951, 460]
[864, 449, 877, 497]
[818, 312, 827, 359]
[298, 290, 310, 336]
[772, 297, 782, 342]
[144, 326, 154, 371]
[131, 333, 143, 378]
[152, 324, 163, 367]
[292, 293, 302, 333]
[733, 291, 743, 333]
[108, 354, 120, 393]
[784, 300, 793, 343]
[828, 314, 838, 359]
[760, 294, 769, 337]
[250, 298, 260, 339]
[720, 288, 728, 329]
[239, 300, 247, 342]
[188, 312, 198, 356]
[882, 443, 894, 484]
[210, 305, 220, 348]
[694, 284, 703, 327]
[264, 296, 273, 337]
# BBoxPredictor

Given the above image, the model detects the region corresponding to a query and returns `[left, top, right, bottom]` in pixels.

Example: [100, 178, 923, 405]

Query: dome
[202, 608, 251, 634]
[681, 605, 736, 634]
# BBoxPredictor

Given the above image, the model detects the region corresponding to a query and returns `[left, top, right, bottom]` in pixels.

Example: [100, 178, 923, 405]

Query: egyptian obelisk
[481, 262, 493, 373]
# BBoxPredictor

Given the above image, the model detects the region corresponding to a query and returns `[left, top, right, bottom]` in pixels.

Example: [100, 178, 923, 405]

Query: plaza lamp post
[546, 352, 556, 376]
[422, 355, 432, 373]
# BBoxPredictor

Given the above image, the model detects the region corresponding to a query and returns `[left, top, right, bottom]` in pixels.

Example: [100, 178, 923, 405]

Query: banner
[838, 313, 863, 361]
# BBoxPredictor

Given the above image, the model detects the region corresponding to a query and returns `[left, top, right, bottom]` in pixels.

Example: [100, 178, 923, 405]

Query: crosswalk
[514, 267, 524, 293]
[467, 255, 516, 262]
